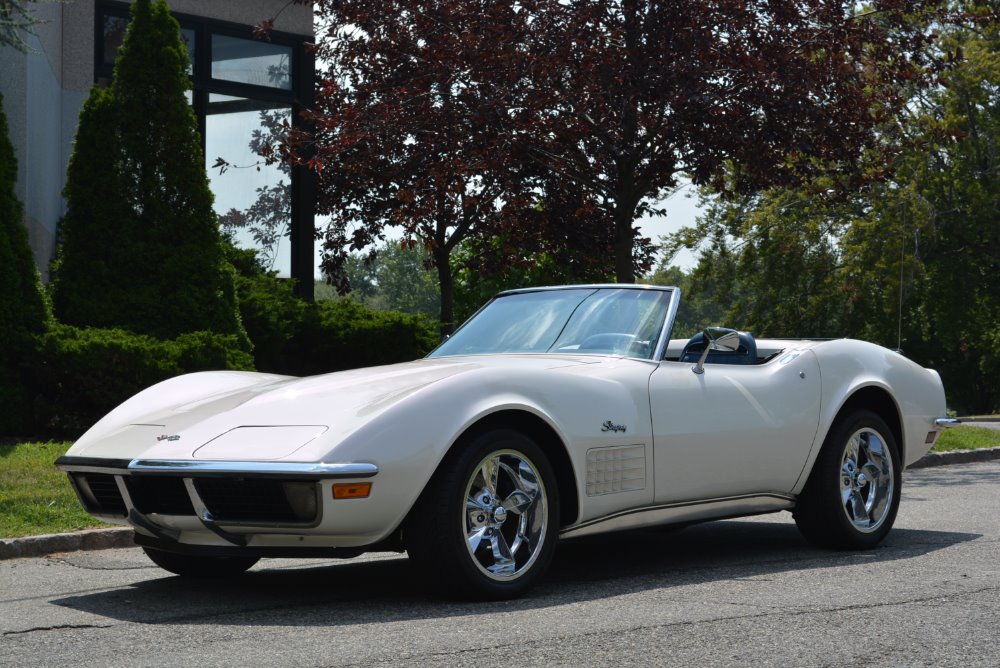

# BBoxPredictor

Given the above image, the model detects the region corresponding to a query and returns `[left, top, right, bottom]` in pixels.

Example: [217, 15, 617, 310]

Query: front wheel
[142, 547, 259, 578]
[404, 429, 559, 600]
[794, 410, 901, 549]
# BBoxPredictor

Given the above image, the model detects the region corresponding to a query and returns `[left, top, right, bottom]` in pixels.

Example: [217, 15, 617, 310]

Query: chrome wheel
[839, 428, 894, 533]
[405, 428, 559, 599]
[794, 410, 901, 550]
[463, 449, 548, 581]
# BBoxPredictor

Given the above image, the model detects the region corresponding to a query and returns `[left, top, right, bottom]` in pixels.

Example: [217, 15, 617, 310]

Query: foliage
[217, 108, 292, 273]
[29, 324, 254, 437]
[265, 0, 944, 328]
[50, 0, 246, 344]
[343, 240, 440, 317]
[0, 442, 106, 537]
[231, 245, 439, 376]
[644, 264, 727, 340]
[932, 426, 1000, 452]
[513, 1, 944, 282]
[0, 0, 65, 52]
[0, 91, 52, 434]
[667, 7, 1000, 413]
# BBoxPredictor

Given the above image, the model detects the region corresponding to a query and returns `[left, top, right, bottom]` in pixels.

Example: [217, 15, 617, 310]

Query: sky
[637, 180, 703, 272]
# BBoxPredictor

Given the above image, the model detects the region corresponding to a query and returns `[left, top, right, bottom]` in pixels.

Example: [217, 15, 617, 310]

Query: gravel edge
[3, 446, 999, 561]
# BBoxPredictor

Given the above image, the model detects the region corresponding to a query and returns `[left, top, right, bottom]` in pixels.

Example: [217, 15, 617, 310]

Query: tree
[343, 240, 441, 317]
[0, 0, 63, 52]
[51, 0, 245, 343]
[514, 0, 944, 283]
[270, 0, 943, 328]
[666, 4, 1000, 413]
[0, 91, 51, 432]
[272, 1, 539, 332]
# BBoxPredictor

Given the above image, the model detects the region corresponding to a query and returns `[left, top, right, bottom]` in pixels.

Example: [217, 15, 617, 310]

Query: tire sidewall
[805, 410, 902, 549]
[408, 428, 560, 599]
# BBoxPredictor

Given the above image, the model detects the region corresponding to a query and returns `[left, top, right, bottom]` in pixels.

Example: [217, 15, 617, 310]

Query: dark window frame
[94, 0, 315, 298]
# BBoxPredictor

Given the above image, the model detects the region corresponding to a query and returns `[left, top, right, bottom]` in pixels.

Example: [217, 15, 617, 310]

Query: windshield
[428, 287, 674, 360]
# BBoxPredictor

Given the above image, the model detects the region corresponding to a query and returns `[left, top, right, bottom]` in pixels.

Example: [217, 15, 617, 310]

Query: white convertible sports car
[57, 285, 955, 598]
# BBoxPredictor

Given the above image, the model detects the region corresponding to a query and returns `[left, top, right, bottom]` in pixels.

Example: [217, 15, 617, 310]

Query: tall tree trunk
[433, 245, 455, 336]
[614, 206, 635, 283]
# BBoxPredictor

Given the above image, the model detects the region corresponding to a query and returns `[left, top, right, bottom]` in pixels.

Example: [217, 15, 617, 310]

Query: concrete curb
[906, 446, 1000, 469]
[3, 447, 1000, 561]
[0, 527, 134, 560]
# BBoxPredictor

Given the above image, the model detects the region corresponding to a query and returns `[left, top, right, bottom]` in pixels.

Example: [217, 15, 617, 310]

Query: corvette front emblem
[156, 434, 180, 442]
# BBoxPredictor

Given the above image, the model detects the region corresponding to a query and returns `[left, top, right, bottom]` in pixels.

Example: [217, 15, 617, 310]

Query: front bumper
[55, 456, 380, 548]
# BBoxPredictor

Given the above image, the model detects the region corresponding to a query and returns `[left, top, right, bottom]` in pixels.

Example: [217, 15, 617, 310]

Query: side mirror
[692, 327, 740, 375]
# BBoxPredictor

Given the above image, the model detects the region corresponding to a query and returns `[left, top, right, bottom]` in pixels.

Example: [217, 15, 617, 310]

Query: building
[0, 0, 316, 296]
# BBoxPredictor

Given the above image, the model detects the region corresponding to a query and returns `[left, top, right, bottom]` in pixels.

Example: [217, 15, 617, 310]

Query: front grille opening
[194, 478, 319, 524]
[71, 473, 127, 517]
[126, 476, 195, 516]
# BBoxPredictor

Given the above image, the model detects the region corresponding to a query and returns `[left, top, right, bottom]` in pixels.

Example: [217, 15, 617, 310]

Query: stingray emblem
[601, 420, 626, 434]
[156, 434, 180, 442]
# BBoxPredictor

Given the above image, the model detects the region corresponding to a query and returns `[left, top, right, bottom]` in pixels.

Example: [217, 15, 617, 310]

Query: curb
[906, 445, 1000, 469]
[3, 448, 1000, 561]
[0, 527, 134, 561]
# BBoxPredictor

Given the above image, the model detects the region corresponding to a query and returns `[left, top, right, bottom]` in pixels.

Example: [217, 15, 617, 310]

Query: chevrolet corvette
[56, 285, 955, 598]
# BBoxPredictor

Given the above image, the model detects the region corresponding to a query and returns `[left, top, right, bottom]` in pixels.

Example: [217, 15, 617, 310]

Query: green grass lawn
[0, 442, 108, 538]
[1, 424, 998, 539]
[932, 425, 1000, 453]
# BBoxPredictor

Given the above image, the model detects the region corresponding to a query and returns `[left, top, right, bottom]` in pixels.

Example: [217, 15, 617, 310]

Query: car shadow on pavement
[50, 517, 979, 627]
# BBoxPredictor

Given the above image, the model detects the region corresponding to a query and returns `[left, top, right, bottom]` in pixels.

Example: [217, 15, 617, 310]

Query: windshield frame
[427, 284, 682, 361]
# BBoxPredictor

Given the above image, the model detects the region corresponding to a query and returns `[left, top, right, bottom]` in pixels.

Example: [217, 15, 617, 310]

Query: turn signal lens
[332, 482, 372, 499]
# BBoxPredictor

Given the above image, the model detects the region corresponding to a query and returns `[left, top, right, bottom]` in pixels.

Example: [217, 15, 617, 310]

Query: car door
[648, 349, 822, 503]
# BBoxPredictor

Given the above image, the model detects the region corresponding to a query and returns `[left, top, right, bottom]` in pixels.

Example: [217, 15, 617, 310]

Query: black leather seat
[679, 331, 758, 365]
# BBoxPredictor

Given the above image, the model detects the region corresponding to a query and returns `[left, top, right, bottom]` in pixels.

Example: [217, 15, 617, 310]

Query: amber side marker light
[333, 482, 372, 499]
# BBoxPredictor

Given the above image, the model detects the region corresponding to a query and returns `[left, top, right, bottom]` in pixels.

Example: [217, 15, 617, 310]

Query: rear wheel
[142, 547, 259, 578]
[794, 410, 901, 549]
[405, 428, 559, 600]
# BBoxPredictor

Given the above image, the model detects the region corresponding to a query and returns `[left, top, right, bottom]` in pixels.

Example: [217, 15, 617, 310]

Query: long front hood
[66, 355, 599, 462]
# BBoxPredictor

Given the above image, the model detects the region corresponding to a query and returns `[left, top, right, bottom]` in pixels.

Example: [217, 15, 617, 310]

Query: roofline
[496, 284, 678, 297]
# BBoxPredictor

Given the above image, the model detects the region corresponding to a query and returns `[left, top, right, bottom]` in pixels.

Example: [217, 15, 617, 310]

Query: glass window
[211, 34, 292, 90]
[206, 94, 292, 276]
[429, 288, 673, 359]
[101, 16, 194, 76]
[102, 15, 128, 67]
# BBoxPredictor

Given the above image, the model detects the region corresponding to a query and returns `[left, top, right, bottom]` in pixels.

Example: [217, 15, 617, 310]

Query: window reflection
[211, 35, 291, 90]
[207, 94, 292, 276]
[102, 15, 128, 66]
[101, 15, 194, 76]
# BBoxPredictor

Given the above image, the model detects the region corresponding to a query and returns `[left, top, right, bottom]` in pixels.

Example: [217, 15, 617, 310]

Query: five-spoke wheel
[795, 410, 901, 549]
[463, 449, 549, 581]
[405, 429, 559, 599]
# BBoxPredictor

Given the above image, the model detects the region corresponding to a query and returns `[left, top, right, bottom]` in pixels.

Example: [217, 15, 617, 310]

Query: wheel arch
[828, 385, 904, 463]
[417, 409, 580, 530]
[457, 410, 579, 529]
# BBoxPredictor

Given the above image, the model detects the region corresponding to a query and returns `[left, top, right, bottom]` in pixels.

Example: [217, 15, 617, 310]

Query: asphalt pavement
[4, 441, 998, 561]
[1, 459, 998, 667]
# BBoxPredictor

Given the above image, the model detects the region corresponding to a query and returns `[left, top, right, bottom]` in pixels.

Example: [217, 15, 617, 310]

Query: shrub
[30, 324, 253, 437]
[50, 0, 245, 343]
[0, 91, 52, 434]
[230, 246, 439, 376]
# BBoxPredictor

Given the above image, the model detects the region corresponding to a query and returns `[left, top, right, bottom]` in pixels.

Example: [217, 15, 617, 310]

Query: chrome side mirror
[692, 327, 740, 375]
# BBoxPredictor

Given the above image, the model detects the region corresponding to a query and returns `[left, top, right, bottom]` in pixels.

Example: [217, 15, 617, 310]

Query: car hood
[67, 354, 601, 462]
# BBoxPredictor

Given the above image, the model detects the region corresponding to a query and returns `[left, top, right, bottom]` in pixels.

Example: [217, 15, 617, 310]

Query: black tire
[142, 547, 259, 578]
[404, 428, 560, 600]
[794, 410, 901, 549]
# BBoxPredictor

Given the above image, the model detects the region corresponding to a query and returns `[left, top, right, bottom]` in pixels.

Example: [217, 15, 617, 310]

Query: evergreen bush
[31, 324, 254, 437]
[50, 0, 246, 344]
[230, 245, 438, 376]
[0, 91, 52, 434]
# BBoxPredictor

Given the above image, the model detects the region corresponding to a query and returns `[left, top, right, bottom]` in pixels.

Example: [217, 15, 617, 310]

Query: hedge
[29, 324, 253, 437]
